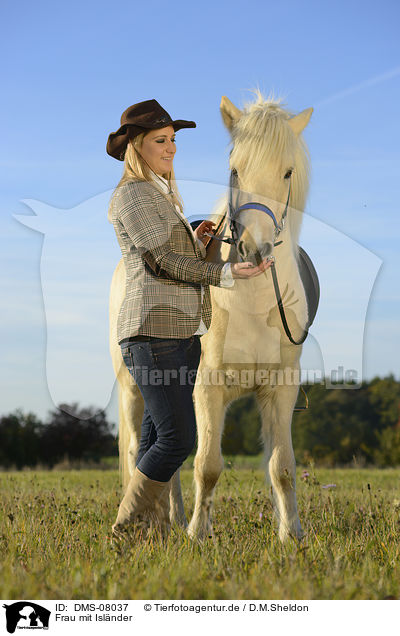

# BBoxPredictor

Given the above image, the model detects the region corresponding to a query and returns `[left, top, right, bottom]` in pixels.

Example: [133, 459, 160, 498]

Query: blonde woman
[106, 100, 271, 538]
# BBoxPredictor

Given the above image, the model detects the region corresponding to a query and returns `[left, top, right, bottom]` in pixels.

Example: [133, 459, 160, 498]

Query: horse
[109, 91, 313, 541]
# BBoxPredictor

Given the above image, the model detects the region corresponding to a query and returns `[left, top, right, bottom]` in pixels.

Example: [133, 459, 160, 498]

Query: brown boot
[112, 468, 170, 539]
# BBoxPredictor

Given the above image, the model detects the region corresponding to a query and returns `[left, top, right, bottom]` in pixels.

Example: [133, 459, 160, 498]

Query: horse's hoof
[279, 523, 304, 544]
[170, 515, 188, 529]
[187, 523, 214, 544]
[111, 523, 126, 541]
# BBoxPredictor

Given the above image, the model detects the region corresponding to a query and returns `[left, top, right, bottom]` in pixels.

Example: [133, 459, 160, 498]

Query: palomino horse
[109, 92, 313, 541]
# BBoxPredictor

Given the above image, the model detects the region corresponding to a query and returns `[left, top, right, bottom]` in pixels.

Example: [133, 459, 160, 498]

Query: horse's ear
[288, 107, 313, 136]
[220, 96, 242, 132]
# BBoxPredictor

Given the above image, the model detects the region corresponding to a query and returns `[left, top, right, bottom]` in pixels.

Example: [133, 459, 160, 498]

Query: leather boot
[112, 468, 170, 539]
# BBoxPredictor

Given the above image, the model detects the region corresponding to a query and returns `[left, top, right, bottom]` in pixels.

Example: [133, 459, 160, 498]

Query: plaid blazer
[110, 179, 224, 343]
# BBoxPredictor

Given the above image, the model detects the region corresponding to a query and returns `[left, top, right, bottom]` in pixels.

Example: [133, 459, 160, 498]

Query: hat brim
[106, 119, 196, 161]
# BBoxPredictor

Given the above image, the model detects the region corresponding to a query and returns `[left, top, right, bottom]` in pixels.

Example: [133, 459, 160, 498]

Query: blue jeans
[120, 336, 201, 482]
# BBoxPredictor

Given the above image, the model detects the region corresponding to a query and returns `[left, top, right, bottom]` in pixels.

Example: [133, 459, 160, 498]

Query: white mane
[229, 89, 310, 247]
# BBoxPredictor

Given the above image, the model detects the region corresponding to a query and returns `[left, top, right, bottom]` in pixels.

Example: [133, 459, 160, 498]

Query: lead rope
[269, 260, 310, 345]
[294, 386, 309, 412]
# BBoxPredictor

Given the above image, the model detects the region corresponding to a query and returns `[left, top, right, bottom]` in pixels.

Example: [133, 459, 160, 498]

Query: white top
[152, 175, 234, 335]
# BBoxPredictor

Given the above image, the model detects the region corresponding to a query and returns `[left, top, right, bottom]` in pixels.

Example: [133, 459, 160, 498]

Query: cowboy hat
[106, 99, 196, 160]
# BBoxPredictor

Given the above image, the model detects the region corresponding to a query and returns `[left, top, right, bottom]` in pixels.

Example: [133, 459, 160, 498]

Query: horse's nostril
[238, 240, 246, 256]
[259, 243, 273, 258]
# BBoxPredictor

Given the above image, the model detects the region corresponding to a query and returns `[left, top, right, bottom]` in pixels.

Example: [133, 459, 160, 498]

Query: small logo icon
[3, 602, 51, 634]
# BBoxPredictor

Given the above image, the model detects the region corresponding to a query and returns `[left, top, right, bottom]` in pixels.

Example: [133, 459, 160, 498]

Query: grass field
[1, 464, 400, 600]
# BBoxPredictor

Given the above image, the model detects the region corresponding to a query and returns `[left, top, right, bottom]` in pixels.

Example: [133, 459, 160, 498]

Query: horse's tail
[110, 258, 143, 491]
[117, 382, 131, 490]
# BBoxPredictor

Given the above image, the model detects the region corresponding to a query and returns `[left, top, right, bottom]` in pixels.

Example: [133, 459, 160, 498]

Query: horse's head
[220, 92, 312, 264]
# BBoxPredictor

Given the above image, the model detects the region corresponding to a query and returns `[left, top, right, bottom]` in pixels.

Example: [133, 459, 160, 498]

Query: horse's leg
[117, 378, 143, 490]
[188, 383, 225, 540]
[169, 468, 187, 527]
[257, 382, 303, 542]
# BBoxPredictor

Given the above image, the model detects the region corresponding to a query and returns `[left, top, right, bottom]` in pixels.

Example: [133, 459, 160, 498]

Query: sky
[1, 0, 399, 424]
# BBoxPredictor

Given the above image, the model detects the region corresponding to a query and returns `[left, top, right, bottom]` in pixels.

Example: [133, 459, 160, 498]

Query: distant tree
[367, 375, 400, 429]
[292, 377, 400, 466]
[291, 382, 376, 465]
[373, 427, 400, 466]
[368, 376, 400, 466]
[0, 410, 44, 468]
[40, 403, 117, 466]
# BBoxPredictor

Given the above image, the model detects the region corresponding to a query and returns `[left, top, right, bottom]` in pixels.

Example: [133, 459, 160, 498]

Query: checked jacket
[110, 179, 224, 343]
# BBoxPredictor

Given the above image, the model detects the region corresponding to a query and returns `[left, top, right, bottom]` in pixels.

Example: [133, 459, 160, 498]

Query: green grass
[1, 467, 400, 599]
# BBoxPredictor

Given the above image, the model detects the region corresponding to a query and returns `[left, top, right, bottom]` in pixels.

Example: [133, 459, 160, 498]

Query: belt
[120, 335, 154, 345]
[120, 334, 201, 346]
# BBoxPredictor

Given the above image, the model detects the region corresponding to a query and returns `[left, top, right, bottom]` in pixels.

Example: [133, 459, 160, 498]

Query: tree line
[222, 375, 400, 466]
[1, 376, 400, 468]
[0, 404, 117, 469]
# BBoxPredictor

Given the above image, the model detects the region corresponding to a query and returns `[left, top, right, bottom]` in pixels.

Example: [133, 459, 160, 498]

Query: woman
[106, 99, 271, 538]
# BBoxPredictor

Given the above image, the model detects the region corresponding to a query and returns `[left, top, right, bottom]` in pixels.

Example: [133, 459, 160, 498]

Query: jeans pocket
[121, 345, 134, 374]
[150, 338, 181, 356]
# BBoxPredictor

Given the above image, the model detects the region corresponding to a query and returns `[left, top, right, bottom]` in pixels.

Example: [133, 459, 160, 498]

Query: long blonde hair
[108, 131, 184, 221]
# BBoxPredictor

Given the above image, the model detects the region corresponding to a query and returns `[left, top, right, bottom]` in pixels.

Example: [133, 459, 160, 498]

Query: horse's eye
[284, 169, 293, 179]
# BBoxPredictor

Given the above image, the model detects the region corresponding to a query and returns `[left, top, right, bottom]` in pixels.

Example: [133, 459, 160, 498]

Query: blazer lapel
[149, 180, 199, 252]
[169, 203, 198, 249]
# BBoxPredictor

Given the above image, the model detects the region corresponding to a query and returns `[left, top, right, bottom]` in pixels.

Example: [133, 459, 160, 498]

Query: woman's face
[139, 125, 176, 176]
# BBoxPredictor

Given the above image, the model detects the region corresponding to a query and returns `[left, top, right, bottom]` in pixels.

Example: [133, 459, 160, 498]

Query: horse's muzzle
[238, 240, 273, 264]
[258, 242, 273, 259]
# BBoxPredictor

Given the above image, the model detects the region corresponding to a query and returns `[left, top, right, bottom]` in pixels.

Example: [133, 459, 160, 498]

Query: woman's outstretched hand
[231, 258, 273, 279]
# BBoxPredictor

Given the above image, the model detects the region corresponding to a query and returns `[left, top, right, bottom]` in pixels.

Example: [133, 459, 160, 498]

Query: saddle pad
[298, 246, 320, 327]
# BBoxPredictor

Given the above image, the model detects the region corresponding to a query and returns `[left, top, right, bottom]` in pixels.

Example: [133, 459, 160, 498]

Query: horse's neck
[205, 216, 236, 264]
[205, 233, 223, 263]
[275, 233, 299, 272]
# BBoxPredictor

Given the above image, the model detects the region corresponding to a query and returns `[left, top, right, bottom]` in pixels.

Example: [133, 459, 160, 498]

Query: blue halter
[228, 168, 291, 246]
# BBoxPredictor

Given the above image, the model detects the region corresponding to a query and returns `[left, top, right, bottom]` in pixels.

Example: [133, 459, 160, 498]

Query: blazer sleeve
[118, 181, 224, 287]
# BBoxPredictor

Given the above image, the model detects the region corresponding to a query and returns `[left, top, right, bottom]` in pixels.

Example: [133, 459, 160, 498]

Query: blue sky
[1, 0, 399, 422]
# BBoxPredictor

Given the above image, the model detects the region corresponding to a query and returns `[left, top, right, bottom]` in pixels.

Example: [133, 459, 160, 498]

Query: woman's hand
[194, 220, 216, 245]
[231, 258, 273, 279]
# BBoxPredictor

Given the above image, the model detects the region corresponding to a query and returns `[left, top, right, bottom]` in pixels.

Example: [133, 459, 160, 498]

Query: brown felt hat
[106, 99, 196, 161]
